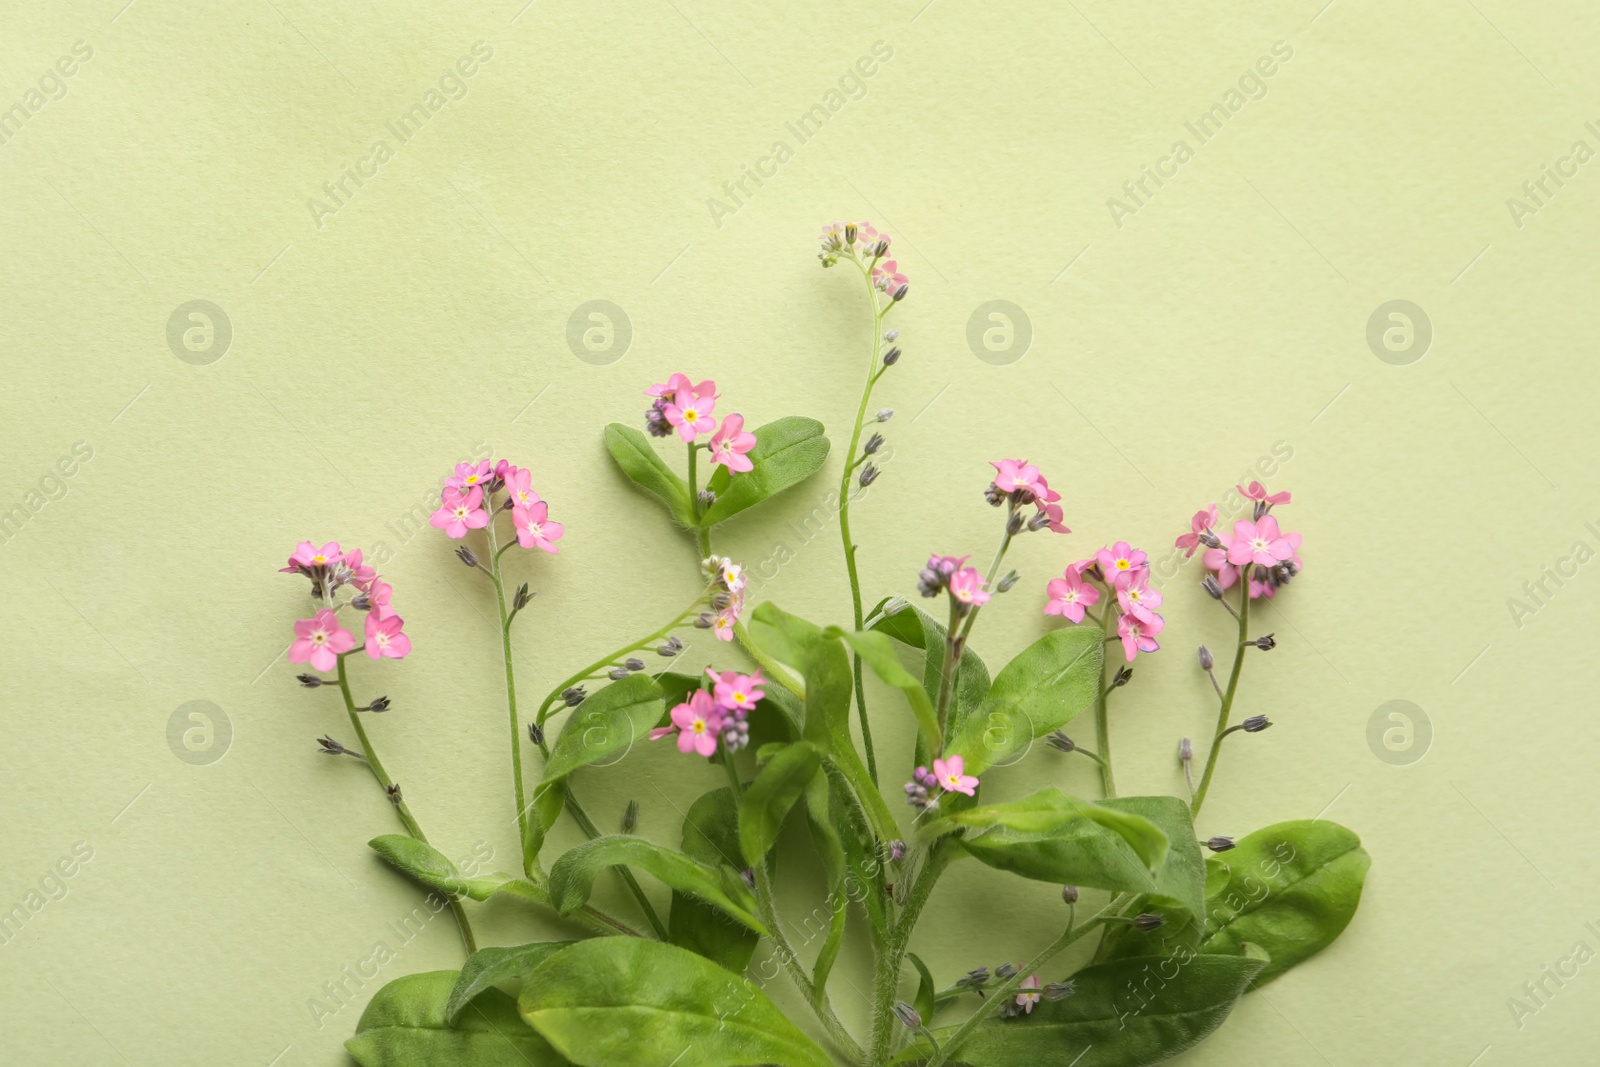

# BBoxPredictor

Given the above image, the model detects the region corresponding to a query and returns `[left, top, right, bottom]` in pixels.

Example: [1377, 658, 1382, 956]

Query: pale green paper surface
[1, 1, 1596, 1063]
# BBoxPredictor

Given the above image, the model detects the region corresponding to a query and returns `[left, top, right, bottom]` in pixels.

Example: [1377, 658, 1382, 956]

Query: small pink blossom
[713, 558, 747, 595]
[1117, 612, 1164, 662]
[1174, 504, 1220, 558]
[446, 461, 492, 491]
[342, 549, 377, 590]
[661, 691, 723, 757]
[1016, 975, 1042, 1014]
[1115, 569, 1163, 624]
[708, 413, 757, 473]
[1044, 569, 1100, 623]
[871, 258, 908, 295]
[367, 578, 396, 619]
[646, 374, 717, 400]
[1097, 541, 1147, 577]
[1226, 516, 1294, 568]
[505, 466, 540, 509]
[1238, 481, 1291, 506]
[990, 459, 1045, 497]
[364, 613, 411, 660]
[289, 609, 354, 672]
[1037, 501, 1071, 534]
[512, 501, 564, 553]
[708, 668, 765, 715]
[949, 567, 990, 606]
[933, 755, 979, 797]
[279, 541, 343, 573]
[664, 387, 718, 442]
[856, 222, 889, 251]
[712, 593, 743, 642]
[430, 486, 489, 539]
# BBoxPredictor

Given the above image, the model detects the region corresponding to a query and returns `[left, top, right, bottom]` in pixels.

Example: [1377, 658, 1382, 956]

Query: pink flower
[367, 578, 396, 619]
[708, 413, 757, 473]
[342, 549, 377, 590]
[928, 554, 970, 576]
[279, 541, 343, 573]
[1174, 505, 1219, 558]
[1226, 516, 1294, 568]
[991, 459, 1045, 497]
[856, 222, 889, 251]
[288, 609, 354, 672]
[1202, 529, 1237, 587]
[364, 613, 411, 660]
[1239, 481, 1291, 506]
[949, 567, 990, 606]
[512, 501, 564, 553]
[708, 668, 765, 715]
[1044, 569, 1100, 623]
[933, 755, 979, 796]
[1097, 541, 1147, 577]
[1117, 612, 1164, 662]
[711, 593, 743, 642]
[430, 486, 490, 539]
[871, 258, 908, 295]
[663, 691, 723, 757]
[1016, 975, 1042, 1014]
[712, 557, 747, 595]
[446, 461, 492, 491]
[1037, 501, 1071, 535]
[505, 467, 540, 509]
[646, 374, 716, 400]
[664, 387, 717, 442]
[1114, 569, 1163, 624]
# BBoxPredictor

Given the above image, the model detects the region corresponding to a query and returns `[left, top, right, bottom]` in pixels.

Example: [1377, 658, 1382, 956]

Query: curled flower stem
[1191, 574, 1251, 819]
[1094, 588, 1118, 798]
[923, 894, 1129, 1067]
[335, 654, 477, 956]
[837, 255, 889, 786]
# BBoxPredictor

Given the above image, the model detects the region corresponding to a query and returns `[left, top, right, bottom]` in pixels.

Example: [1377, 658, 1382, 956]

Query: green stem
[483, 511, 533, 873]
[869, 843, 950, 1065]
[924, 895, 1128, 1067]
[535, 596, 705, 725]
[335, 654, 477, 956]
[932, 597, 962, 748]
[1094, 595, 1118, 797]
[1191, 572, 1252, 818]
[940, 511, 1016, 748]
[838, 257, 888, 787]
[563, 786, 668, 939]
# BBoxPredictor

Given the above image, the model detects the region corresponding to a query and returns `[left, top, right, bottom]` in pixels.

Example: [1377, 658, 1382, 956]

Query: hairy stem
[483, 512, 533, 872]
[335, 654, 477, 956]
[868, 842, 951, 1065]
[1190, 572, 1251, 818]
[1094, 594, 1118, 797]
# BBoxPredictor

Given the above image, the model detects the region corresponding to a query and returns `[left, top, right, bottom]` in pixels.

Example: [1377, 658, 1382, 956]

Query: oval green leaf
[348, 970, 569, 1066]
[669, 786, 760, 973]
[368, 834, 549, 905]
[945, 626, 1102, 776]
[604, 423, 695, 526]
[548, 835, 766, 935]
[739, 741, 822, 867]
[700, 416, 830, 526]
[935, 789, 1169, 872]
[540, 674, 665, 783]
[446, 942, 577, 1023]
[521, 938, 833, 1067]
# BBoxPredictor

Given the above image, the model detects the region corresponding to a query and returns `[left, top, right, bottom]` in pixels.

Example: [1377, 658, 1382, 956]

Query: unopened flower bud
[1133, 913, 1164, 932]
[892, 282, 908, 301]
[657, 636, 684, 657]
[1205, 836, 1236, 853]
[386, 783, 404, 805]
[1027, 510, 1052, 531]
[1179, 737, 1193, 762]
[695, 612, 715, 628]
[528, 722, 544, 745]
[362, 696, 391, 713]
[1242, 714, 1272, 733]
[698, 489, 717, 509]
[882, 346, 901, 366]
[888, 839, 907, 862]
[1112, 666, 1132, 688]
[884, 329, 899, 342]
[316, 735, 358, 757]
[1006, 510, 1026, 535]
[956, 966, 989, 989]
[1047, 731, 1075, 753]
[995, 963, 1018, 980]
[859, 463, 880, 487]
[1044, 981, 1076, 1001]
[741, 868, 756, 889]
[622, 799, 639, 833]
[562, 686, 587, 707]
[892, 1001, 921, 1030]
[455, 546, 479, 568]
[624, 658, 646, 672]
[1200, 575, 1224, 600]
[297, 674, 324, 688]
[608, 667, 631, 680]
[1252, 634, 1276, 651]
[876, 408, 894, 422]
[514, 583, 533, 610]
[863, 433, 884, 457]
[1062, 884, 1080, 904]
[1198, 530, 1222, 549]
[352, 592, 372, 610]
[997, 570, 1019, 593]
[844, 222, 857, 244]
[984, 483, 1006, 507]
[1197, 645, 1214, 671]
[1253, 499, 1268, 520]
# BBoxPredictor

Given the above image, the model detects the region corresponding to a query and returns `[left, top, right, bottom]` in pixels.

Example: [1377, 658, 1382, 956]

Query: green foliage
[548, 835, 766, 935]
[669, 786, 760, 973]
[603, 423, 695, 527]
[367, 835, 546, 906]
[701, 416, 830, 526]
[739, 741, 822, 867]
[446, 942, 575, 1023]
[347, 970, 569, 1066]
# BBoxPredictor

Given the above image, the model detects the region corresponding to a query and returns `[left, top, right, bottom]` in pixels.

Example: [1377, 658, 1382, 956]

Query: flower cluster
[429, 460, 565, 554]
[279, 541, 410, 670]
[1044, 541, 1165, 662]
[917, 554, 991, 610]
[698, 555, 749, 641]
[903, 755, 979, 811]
[642, 375, 759, 475]
[1184, 482, 1303, 600]
[817, 220, 909, 301]
[651, 668, 767, 757]
[986, 458, 1071, 535]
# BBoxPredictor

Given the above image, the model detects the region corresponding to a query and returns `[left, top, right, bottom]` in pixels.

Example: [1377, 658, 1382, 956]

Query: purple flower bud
[1198, 645, 1214, 671]
[1062, 885, 1079, 904]
[297, 674, 324, 688]
[1205, 836, 1236, 853]
[1133, 913, 1164, 932]
[1242, 714, 1272, 733]
[892, 1001, 921, 1030]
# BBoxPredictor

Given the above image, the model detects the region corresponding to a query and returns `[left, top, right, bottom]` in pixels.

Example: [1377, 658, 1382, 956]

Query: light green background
[1, 0, 1594, 1063]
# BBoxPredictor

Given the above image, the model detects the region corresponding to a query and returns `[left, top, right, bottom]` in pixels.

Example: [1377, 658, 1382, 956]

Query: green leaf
[825, 626, 941, 752]
[348, 970, 569, 1066]
[868, 597, 990, 738]
[540, 675, 665, 783]
[906, 952, 937, 1026]
[1197, 819, 1369, 986]
[548, 835, 766, 935]
[447, 942, 575, 1023]
[739, 741, 822, 867]
[669, 787, 760, 973]
[945, 626, 1102, 776]
[521, 938, 834, 1067]
[1106, 796, 1207, 927]
[368, 835, 549, 905]
[801, 768, 852, 992]
[700, 416, 830, 526]
[604, 423, 695, 526]
[934, 789, 1169, 872]
[897, 947, 1268, 1066]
